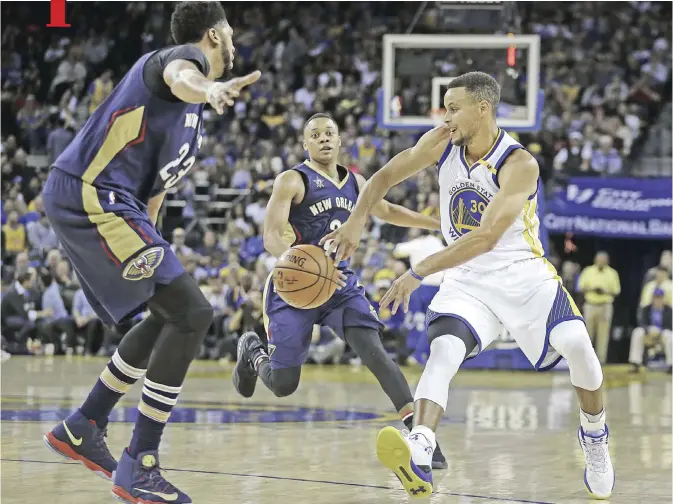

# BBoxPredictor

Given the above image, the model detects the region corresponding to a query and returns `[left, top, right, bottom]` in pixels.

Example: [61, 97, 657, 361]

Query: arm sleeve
[143, 45, 211, 102]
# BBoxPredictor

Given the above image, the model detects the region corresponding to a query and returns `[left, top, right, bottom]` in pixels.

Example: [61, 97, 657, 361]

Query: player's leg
[112, 272, 213, 504]
[233, 275, 314, 398]
[513, 276, 613, 500]
[547, 319, 614, 499]
[376, 286, 502, 497]
[628, 326, 646, 371]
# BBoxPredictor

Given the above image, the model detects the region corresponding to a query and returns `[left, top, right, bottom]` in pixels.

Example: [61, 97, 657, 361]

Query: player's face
[212, 22, 235, 77]
[303, 118, 341, 164]
[442, 88, 486, 146]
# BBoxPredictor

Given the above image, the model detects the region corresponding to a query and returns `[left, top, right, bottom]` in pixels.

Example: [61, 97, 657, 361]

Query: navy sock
[79, 350, 145, 429]
[128, 378, 181, 457]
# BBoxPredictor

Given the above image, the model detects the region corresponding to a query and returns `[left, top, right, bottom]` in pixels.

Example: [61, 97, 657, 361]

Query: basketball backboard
[378, 34, 543, 132]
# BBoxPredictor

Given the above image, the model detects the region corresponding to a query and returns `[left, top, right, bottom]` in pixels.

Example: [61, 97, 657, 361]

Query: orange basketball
[273, 244, 339, 309]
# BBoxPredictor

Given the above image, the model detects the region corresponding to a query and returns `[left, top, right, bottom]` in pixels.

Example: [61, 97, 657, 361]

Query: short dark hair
[16, 270, 32, 286]
[303, 113, 337, 131]
[171, 2, 227, 45]
[446, 71, 500, 115]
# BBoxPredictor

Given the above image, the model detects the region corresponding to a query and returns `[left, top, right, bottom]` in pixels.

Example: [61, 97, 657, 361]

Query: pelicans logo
[122, 247, 165, 281]
[448, 182, 492, 239]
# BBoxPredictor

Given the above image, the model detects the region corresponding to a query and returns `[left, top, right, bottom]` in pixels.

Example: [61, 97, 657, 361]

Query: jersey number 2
[322, 219, 342, 254]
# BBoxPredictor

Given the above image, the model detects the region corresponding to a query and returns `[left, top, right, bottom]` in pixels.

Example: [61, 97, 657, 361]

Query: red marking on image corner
[47, 0, 71, 28]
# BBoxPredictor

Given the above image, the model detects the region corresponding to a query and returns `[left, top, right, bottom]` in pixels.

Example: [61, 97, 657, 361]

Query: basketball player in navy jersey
[41, 3, 260, 503]
[233, 113, 447, 468]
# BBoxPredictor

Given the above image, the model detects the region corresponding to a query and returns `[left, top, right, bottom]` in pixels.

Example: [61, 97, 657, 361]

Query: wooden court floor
[1, 356, 671, 504]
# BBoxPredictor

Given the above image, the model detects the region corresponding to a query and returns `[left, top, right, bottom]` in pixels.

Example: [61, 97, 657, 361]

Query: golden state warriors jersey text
[437, 130, 545, 272]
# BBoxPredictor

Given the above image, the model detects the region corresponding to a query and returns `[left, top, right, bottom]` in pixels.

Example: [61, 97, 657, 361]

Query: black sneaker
[432, 441, 448, 470]
[232, 332, 266, 398]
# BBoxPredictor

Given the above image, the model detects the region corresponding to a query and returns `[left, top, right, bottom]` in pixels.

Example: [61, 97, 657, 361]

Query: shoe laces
[91, 427, 115, 461]
[409, 433, 434, 456]
[582, 433, 609, 474]
[138, 462, 178, 494]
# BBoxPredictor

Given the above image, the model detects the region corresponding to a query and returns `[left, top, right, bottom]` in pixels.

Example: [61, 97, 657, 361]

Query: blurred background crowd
[1, 2, 671, 370]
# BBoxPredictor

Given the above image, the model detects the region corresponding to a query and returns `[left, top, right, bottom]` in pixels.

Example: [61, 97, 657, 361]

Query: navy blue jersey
[52, 48, 206, 205]
[285, 161, 359, 269]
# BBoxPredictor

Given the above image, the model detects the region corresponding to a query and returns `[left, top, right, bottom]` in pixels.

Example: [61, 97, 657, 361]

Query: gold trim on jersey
[282, 223, 297, 246]
[81, 107, 147, 263]
[262, 272, 273, 335]
[522, 197, 545, 258]
[81, 107, 145, 185]
[459, 128, 504, 173]
[303, 160, 350, 189]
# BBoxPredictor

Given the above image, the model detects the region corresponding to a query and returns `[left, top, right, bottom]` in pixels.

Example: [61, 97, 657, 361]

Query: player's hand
[206, 70, 262, 114]
[335, 270, 348, 290]
[319, 218, 366, 266]
[380, 270, 422, 315]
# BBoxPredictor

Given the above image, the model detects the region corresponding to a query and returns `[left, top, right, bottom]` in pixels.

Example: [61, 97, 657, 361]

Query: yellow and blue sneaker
[376, 426, 433, 498]
[112, 449, 191, 504]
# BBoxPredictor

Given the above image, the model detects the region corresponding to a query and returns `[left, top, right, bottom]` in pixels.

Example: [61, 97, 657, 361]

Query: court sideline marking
[0, 457, 554, 504]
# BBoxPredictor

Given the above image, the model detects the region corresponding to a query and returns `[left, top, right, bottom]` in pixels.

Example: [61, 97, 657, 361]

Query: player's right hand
[320, 218, 365, 266]
[206, 70, 262, 114]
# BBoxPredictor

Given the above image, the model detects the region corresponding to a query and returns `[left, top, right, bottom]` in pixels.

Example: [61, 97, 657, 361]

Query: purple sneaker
[112, 449, 191, 504]
[43, 409, 117, 480]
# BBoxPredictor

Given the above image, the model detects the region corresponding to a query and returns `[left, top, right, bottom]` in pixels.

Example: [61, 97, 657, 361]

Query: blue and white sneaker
[578, 424, 615, 499]
[112, 449, 191, 504]
[43, 409, 117, 480]
[376, 426, 433, 498]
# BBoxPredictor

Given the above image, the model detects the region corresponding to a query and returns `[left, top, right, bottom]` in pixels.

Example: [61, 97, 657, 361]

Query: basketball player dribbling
[233, 113, 447, 469]
[41, 3, 260, 503]
[323, 72, 615, 499]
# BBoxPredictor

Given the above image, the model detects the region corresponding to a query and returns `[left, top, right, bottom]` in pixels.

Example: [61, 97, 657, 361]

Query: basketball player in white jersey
[321, 72, 614, 499]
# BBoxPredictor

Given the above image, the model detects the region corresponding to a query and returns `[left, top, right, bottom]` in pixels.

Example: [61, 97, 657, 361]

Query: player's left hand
[380, 270, 422, 315]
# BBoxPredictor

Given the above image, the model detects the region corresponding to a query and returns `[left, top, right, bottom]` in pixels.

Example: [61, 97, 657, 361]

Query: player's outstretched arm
[320, 125, 451, 263]
[263, 170, 305, 258]
[163, 60, 260, 113]
[414, 149, 539, 278]
[354, 173, 440, 231]
[380, 150, 539, 314]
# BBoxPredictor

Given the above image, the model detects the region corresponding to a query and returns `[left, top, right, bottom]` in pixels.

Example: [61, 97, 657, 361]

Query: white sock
[410, 425, 437, 451]
[580, 408, 606, 434]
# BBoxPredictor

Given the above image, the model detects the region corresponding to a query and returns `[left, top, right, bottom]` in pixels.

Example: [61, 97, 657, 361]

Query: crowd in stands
[1, 2, 671, 367]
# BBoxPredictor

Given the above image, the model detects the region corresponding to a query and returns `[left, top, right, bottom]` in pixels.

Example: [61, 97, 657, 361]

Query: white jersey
[437, 129, 545, 273]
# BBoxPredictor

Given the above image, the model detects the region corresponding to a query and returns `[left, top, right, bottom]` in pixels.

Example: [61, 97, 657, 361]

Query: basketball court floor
[1, 356, 670, 503]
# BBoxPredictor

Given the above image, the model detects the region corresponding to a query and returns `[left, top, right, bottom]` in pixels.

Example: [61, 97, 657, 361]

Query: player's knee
[150, 273, 214, 335]
[271, 373, 300, 397]
[429, 334, 467, 362]
[551, 321, 602, 391]
[631, 327, 645, 340]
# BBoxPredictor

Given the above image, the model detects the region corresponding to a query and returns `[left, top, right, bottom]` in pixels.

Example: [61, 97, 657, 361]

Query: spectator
[26, 209, 59, 257]
[47, 117, 75, 164]
[0, 269, 48, 354]
[628, 288, 672, 374]
[88, 70, 114, 115]
[170, 227, 193, 257]
[640, 266, 673, 308]
[553, 131, 591, 174]
[2, 210, 26, 260]
[72, 287, 104, 355]
[590, 135, 623, 175]
[578, 251, 621, 364]
[41, 271, 77, 355]
[644, 250, 672, 284]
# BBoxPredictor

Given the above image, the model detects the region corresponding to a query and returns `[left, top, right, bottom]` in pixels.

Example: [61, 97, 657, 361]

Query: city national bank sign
[544, 177, 672, 239]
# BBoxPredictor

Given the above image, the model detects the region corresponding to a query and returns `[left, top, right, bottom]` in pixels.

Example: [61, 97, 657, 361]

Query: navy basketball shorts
[43, 168, 185, 325]
[262, 269, 383, 369]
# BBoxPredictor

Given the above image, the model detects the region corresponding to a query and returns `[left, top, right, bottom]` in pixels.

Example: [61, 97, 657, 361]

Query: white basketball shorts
[427, 258, 584, 371]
